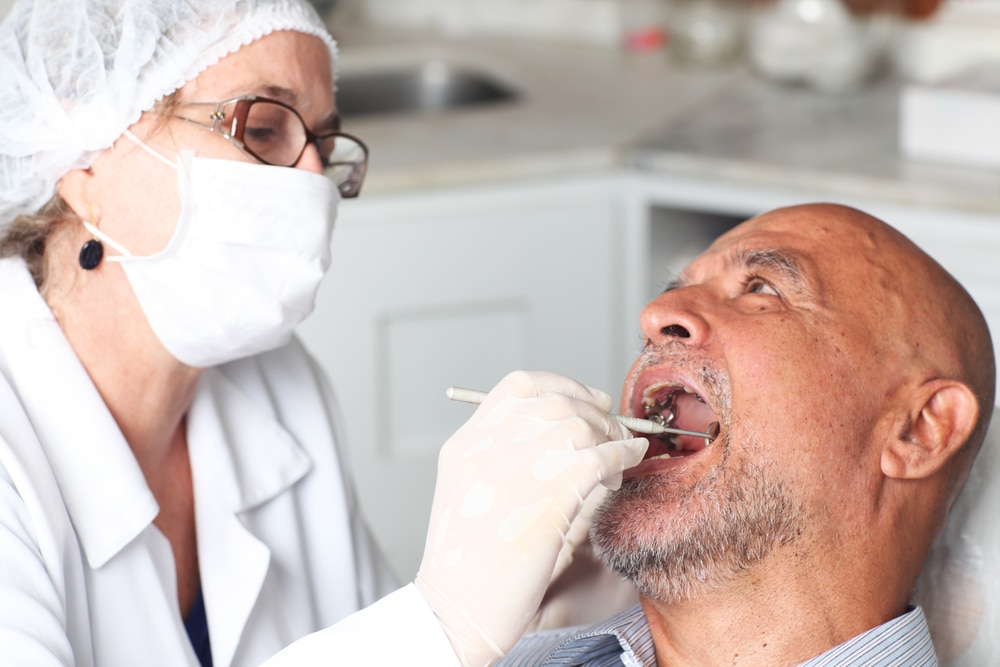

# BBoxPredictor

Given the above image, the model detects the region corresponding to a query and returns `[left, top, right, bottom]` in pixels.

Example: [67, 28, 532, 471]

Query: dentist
[0, 1, 647, 666]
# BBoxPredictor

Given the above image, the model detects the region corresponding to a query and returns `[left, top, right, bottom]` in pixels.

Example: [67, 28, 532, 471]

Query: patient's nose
[640, 292, 709, 347]
[659, 324, 690, 338]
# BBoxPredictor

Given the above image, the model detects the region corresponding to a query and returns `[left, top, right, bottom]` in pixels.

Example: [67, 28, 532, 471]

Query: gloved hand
[415, 371, 648, 667]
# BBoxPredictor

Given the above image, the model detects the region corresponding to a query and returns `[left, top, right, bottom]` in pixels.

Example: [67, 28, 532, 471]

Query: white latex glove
[415, 371, 648, 667]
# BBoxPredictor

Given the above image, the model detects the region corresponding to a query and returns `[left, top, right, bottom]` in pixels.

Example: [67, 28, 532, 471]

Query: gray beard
[590, 435, 801, 605]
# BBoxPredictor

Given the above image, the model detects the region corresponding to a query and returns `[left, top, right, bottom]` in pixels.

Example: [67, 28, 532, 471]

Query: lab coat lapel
[0, 260, 158, 568]
[187, 367, 311, 667]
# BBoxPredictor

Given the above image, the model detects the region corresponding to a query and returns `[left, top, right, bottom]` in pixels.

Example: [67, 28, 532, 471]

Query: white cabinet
[298, 173, 631, 580]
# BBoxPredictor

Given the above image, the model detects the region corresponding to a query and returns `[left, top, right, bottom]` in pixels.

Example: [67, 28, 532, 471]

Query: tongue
[671, 392, 718, 450]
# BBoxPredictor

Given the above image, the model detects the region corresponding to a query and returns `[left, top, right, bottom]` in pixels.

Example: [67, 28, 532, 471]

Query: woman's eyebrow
[256, 84, 341, 130]
[255, 84, 298, 105]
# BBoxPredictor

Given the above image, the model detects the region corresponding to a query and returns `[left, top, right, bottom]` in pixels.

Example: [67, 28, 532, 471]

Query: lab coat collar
[187, 357, 312, 667]
[0, 259, 159, 569]
[188, 364, 312, 514]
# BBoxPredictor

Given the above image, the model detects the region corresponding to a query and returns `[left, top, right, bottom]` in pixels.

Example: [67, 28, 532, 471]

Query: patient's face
[592, 204, 911, 603]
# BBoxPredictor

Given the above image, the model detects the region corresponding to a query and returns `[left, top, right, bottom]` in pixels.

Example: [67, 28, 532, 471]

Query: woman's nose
[294, 142, 325, 175]
[640, 291, 711, 347]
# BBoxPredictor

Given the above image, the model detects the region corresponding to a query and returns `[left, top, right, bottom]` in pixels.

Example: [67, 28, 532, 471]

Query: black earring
[79, 206, 104, 270]
[79, 238, 103, 270]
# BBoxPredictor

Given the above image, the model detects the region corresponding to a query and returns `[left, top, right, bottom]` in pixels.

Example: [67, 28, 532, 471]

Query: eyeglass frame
[164, 94, 369, 198]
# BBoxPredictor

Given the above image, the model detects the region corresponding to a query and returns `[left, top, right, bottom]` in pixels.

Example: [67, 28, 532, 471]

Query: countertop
[332, 24, 1000, 217]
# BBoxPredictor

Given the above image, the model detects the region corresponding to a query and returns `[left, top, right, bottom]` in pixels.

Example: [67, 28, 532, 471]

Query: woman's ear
[882, 379, 980, 480]
[55, 167, 98, 221]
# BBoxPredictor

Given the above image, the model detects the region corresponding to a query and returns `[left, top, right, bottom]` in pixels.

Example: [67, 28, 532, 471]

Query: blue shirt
[184, 587, 213, 667]
[497, 605, 937, 666]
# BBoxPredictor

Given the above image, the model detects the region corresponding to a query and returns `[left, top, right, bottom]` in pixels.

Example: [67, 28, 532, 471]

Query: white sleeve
[0, 460, 74, 666]
[261, 584, 461, 666]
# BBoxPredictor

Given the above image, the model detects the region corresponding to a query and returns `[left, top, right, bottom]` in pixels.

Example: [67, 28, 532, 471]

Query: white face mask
[86, 132, 340, 367]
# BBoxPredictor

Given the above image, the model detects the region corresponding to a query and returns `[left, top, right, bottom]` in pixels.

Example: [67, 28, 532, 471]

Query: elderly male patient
[501, 203, 996, 666]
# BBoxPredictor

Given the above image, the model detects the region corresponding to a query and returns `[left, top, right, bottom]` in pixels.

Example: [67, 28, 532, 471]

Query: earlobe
[881, 380, 979, 480]
[57, 168, 107, 270]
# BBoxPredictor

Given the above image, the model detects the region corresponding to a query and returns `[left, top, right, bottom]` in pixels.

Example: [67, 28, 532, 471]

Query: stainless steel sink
[336, 61, 519, 118]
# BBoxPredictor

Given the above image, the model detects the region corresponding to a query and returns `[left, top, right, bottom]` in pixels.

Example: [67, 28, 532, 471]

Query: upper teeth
[643, 385, 682, 425]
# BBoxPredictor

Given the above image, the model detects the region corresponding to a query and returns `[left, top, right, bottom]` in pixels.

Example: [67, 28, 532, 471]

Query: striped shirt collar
[498, 605, 937, 666]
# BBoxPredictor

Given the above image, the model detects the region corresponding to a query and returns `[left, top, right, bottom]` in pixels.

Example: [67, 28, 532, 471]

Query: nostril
[661, 324, 691, 338]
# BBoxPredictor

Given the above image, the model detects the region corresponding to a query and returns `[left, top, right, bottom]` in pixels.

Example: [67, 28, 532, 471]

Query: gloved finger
[575, 406, 632, 444]
[554, 410, 632, 451]
[489, 370, 615, 413]
[580, 437, 649, 490]
[524, 439, 646, 503]
[472, 394, 629, 445]
[549, 483, 610, 584]
[547, 397, 632, 444]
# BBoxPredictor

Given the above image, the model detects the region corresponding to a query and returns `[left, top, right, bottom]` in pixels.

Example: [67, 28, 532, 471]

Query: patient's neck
[638, 556, 910, 667]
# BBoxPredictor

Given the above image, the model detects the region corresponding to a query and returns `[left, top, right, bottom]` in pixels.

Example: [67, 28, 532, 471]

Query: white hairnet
[0, 0, 337, 226]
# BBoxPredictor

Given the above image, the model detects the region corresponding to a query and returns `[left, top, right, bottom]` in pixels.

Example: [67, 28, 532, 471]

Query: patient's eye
[745, 276, 780, 297]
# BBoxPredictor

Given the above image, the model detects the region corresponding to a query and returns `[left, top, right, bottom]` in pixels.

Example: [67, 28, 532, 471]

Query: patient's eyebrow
[660, 247, 816, 297]
[731, 248, 814, 297]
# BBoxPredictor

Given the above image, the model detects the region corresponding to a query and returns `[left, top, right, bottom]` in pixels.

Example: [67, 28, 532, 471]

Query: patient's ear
[882, 379, 979, 480]
[55, 168, 97, 221]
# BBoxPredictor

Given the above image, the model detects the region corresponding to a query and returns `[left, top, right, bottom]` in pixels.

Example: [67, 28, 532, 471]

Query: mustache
[629, 341, 732, 419]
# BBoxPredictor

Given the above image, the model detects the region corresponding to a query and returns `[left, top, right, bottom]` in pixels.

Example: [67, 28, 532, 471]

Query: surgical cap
[0, 0, 337, 226]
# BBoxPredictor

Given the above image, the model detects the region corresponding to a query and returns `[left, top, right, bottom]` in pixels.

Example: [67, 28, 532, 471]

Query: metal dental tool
[446, 386, 721, 443]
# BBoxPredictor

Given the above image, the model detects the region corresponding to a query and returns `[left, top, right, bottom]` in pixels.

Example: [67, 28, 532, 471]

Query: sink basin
[336, 61, 519, 118]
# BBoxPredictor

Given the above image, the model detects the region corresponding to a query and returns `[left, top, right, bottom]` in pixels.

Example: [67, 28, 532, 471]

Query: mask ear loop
[79, 204, 103, 270]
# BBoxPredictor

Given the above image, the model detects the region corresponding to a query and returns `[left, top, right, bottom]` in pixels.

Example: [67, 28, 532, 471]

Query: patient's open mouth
[638, 382, 720, 461]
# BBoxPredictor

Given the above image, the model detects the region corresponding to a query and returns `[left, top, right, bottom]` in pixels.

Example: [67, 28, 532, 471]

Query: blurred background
[5, 0, 1000, 584]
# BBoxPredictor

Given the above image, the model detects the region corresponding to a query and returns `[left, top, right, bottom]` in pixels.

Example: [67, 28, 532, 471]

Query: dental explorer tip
[706, 421, 721, 443]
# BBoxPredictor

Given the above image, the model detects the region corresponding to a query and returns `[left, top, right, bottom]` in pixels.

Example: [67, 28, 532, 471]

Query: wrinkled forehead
[686, 209, 888, 293]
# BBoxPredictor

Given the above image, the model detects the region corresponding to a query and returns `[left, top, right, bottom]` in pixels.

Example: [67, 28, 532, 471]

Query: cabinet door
[297, 176, 626, 580]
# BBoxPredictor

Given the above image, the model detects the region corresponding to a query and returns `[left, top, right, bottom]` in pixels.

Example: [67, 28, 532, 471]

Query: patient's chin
[590, 456, 802, 605]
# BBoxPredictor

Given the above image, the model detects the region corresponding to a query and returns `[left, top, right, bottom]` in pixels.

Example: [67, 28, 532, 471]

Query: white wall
[355, 0, 626, 45]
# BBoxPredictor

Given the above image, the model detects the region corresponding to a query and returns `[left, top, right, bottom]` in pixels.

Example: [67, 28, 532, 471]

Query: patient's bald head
[595, 203, 995, 615]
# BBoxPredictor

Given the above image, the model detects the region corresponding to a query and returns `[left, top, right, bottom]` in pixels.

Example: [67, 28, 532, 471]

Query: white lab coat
[0, 257, 458, 666]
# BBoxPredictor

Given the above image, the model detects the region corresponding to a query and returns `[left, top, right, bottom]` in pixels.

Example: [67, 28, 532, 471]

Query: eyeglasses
[167, 95, 369, 198]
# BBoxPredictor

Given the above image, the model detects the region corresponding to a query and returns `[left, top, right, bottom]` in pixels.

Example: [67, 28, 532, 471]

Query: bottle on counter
[745, 0, 900, 92]
[621, 0, 668, 51]
[666, 0, 744, 65]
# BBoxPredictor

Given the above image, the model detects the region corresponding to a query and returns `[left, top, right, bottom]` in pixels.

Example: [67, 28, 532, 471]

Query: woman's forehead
[182, 31, 333, 102]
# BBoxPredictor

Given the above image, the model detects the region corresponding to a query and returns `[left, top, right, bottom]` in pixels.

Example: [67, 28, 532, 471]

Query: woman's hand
[414, 371, 648, 667]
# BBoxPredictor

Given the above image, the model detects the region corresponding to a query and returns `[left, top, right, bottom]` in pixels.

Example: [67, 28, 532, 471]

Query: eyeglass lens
[241, 99, 367, 197]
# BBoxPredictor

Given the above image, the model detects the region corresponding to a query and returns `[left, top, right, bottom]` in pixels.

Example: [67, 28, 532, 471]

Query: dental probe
[446, 386, 720, 442]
